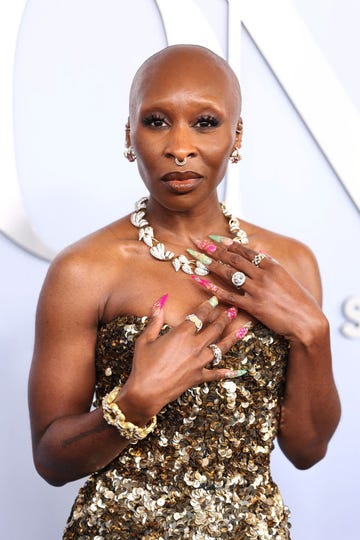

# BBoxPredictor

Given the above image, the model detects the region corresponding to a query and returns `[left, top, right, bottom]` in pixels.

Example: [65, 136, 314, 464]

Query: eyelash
[195, 115, 220, 128]
[142, 114, 220, 129]
[142, 114, 167, 128]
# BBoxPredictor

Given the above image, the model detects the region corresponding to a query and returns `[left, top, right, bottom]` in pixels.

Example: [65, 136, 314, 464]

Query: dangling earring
[124, 146, 137, 162]
[229, 118, 243, 163]
[124, 122, 136, 162]
[229, 147, 241, 164]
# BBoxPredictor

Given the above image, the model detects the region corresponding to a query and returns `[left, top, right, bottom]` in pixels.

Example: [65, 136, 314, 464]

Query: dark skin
[29, 45, 340, 487]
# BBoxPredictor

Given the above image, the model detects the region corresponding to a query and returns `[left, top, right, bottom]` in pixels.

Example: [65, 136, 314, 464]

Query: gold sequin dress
[63, 315, 291, 540]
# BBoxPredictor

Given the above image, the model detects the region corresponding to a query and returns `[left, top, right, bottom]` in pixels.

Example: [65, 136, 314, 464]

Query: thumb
[144, 293, 168, 342]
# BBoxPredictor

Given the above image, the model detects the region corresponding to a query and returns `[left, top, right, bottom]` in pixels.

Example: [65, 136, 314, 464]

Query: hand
[117, 295, 245, 423]
[189, 238, 324, 344]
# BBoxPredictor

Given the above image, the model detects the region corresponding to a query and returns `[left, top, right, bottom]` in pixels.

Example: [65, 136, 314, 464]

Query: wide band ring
[231, 271, 246, 288]
[185, 313, 203, 332]
[252, 253, 267, 267]
[208, 343, 222, 366]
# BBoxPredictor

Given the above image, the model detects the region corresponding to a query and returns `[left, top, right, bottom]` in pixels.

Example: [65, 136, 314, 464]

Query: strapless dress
[63, 315, 291, 539]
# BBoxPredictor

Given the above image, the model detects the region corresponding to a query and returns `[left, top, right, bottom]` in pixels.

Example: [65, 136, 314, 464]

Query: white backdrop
[0, 1, 359, 539]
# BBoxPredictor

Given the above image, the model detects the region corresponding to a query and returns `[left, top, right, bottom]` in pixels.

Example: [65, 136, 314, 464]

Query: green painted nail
[208, 295, 219, 308]
[186, 248, 212, 265]
[209, 235, 234, 246]
[228, 369, 247, 378]
[208, 235, 225, 243]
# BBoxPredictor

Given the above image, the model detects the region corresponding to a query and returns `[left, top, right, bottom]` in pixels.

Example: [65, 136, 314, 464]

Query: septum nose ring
[174, 157, 187, 166]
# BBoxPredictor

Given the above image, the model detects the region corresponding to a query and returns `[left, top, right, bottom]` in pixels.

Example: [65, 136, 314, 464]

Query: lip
[161, 170, 203, 182]
[161, 170, 203, 194]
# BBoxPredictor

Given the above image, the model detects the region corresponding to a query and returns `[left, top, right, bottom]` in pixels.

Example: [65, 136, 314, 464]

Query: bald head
[129, 45, 241, 122]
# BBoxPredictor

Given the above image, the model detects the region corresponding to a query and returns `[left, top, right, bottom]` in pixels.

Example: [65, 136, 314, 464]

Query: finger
[201, 321, 254, 382]
[187, 247, 257, 284]
[194, 237, 255, 265]
[227, 243, 275, 269]
[199, 305, 238, 345]
[191, 276, 253, 310]
[142, 293, 168, 342]
[181, 295, 220, 334]
[202, 366, 248, 383]
[201, 320, 253, 369]
[195, 237, 274, 269]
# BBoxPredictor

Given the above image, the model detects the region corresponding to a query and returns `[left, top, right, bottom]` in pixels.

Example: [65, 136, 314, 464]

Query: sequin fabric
[63, 315, 291, 540]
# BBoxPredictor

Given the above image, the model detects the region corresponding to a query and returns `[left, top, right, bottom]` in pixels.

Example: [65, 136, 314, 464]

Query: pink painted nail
[236, 327, 249, 339]
[151, 293, 168, 317]
[191, 275, 219, 293]
[226, 307, 238, 320]
[194, 239, 218, 254]
[236, 321, 253, 339]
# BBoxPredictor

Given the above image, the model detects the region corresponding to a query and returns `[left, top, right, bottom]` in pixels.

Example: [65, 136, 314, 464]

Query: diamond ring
[252, 253, 267, 267]
[231, 271, 246, 288]
[208, 343, 222, 366]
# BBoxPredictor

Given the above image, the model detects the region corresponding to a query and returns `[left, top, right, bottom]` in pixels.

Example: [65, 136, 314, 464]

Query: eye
[142, 114, 168, 128]
[194, 115, 220, 129]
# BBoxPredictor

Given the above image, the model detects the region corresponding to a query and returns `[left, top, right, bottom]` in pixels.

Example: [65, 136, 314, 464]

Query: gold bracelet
[102, 386, 157, 442]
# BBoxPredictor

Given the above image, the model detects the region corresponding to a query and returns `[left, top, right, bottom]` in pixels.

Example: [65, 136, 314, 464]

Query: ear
[235, 117, 243, 149]
[125, 117, 131, 147]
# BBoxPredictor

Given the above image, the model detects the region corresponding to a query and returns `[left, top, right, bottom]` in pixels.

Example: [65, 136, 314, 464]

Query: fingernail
[191, 275, 219, 293]
[194, 239, 217, 254]
[236, 327, 249, 339]
[226, 368, 247, 378]
[151, 293, 168, 317]
[186, 248, 212, 266]
[236, 322, 253, 339]
[208, 295, 218, 308]
[209, 235, 233, 246]
[226, 307, 237, 320]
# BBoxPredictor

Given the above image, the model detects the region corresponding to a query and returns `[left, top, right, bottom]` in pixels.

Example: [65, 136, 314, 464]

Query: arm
[275, 243, 340, 468]
[29, 250, 135, 486]
[190, 237, 341, 469]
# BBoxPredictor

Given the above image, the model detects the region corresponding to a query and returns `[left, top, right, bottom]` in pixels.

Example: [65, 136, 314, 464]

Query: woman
[29, 45, 340, 539]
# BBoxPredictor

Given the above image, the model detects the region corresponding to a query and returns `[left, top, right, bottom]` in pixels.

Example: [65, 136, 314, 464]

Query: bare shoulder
[39, 215, 138, 323]
[244, 221, 323, 304]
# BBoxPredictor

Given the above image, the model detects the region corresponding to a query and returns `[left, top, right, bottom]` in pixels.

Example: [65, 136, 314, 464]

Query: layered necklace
[130, 197, 248, 276]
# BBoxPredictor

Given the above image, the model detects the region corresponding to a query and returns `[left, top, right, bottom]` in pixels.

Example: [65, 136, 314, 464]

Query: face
[127, 47, 242, 210]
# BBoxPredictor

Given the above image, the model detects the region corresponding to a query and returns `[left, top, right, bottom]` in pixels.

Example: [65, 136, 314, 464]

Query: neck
[146, 194, 227, 245]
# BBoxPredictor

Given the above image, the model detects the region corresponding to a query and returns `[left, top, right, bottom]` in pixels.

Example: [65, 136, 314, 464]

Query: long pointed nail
[191, 276, 219, 293]
[225, 368, 247, 378]
[186, 249, 212, 265]
[194, 239, 217, 254]
[208, 235, 233, 246]
[151, 293, 168, 317]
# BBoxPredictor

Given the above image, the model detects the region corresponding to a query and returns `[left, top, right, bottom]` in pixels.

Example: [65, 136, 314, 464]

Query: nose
[164, 123, 197, 163]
